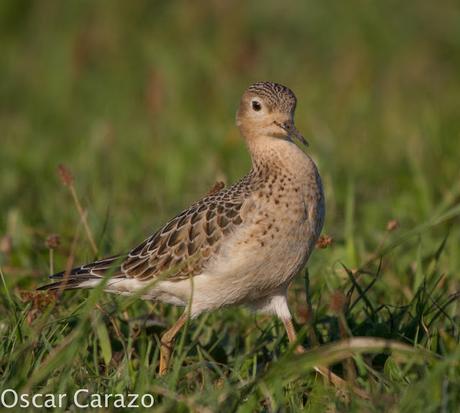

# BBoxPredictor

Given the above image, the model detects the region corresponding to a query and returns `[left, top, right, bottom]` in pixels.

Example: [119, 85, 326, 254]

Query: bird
[39, 81, 326, 376]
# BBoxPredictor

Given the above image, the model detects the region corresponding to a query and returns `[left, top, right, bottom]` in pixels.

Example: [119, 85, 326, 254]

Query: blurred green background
[1, 1, 460, 411]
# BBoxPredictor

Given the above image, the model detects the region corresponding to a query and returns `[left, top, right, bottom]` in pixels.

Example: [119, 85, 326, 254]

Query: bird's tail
[37, 254, 125, 292]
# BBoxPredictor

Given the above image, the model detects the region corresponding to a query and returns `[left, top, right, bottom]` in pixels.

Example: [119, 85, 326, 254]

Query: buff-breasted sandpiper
[39, 81, 326, 377]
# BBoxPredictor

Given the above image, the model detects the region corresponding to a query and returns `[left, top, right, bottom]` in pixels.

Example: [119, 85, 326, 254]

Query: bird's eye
[251, 100, 262, 111]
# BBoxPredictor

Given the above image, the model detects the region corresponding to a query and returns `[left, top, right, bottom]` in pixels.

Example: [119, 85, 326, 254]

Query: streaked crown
[247, 81, 297, 112]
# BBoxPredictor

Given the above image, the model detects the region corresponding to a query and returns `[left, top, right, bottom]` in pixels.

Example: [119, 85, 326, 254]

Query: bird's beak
[275, 120, 309, 147]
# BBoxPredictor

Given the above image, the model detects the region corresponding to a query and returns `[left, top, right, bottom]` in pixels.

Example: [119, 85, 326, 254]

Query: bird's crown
[247, 81, 297, 112]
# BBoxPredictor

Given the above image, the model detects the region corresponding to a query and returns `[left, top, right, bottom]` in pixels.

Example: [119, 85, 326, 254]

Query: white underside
[79, 272, 292, 320]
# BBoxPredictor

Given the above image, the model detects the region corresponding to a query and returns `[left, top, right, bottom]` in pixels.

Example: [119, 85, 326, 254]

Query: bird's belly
[197, 210, 316, 304]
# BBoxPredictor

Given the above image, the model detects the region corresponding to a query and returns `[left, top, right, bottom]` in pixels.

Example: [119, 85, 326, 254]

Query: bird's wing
[39, 175, 257, 291]
[121, 187, 247, 281]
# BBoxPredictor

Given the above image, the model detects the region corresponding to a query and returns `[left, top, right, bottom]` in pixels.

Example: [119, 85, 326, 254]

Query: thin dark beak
[275, 120, 309, 147]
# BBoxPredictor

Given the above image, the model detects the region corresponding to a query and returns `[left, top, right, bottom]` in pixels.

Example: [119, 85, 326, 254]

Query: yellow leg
[281, 317, 370, 400]
[159, 312, 188, 376]
[282, 317, 305, 354]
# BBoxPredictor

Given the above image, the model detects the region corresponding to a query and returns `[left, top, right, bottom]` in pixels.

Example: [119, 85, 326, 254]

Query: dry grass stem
[58, 164, 98, 256]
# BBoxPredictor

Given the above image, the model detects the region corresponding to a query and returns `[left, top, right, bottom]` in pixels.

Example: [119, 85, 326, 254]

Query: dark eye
[251, 100, 262, 111]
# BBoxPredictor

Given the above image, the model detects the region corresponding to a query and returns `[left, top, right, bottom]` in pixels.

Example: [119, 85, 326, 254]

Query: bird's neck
[247, 135, 314, 179]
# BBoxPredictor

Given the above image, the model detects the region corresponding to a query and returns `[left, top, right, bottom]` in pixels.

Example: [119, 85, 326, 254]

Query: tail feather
[37, 254, 126, 292]
[37, 278, 94, 291]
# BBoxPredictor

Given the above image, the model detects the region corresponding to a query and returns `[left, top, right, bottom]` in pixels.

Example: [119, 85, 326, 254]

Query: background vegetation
[1, 1, 459, 411]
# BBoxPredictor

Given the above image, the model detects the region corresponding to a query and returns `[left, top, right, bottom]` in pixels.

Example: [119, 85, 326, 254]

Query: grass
[1, 0, 460, 411]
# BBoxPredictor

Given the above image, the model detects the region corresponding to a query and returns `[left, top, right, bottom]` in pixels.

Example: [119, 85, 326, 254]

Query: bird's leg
[282, 317, 306, 354]
[159, 311, 189, 376]
[281, 317, 370, 400]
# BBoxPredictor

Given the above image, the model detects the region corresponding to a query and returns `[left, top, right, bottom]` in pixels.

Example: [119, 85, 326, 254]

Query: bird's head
[236, 81, 307, 146]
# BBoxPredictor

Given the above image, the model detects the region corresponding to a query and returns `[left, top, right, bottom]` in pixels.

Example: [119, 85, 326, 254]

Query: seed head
[316, 234, 333, 249]
[58, 164, 74, 187]
[386, 219, 399, 232]
[45, 234, 61, 249]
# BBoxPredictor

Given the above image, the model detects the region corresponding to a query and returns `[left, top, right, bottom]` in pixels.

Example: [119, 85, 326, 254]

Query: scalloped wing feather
[120, 179, 254, 281]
